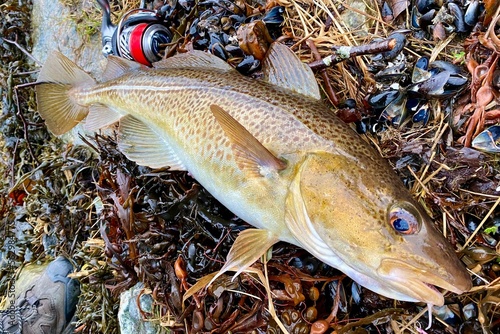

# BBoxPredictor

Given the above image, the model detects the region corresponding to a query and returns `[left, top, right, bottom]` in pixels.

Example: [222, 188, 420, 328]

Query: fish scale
[35, 43, 471, 311]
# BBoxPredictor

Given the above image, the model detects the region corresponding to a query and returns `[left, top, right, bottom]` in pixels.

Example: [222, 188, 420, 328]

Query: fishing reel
[96, 0, 173, 66]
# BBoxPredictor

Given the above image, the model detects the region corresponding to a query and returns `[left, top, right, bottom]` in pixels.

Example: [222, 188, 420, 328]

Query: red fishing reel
[97, 0, 173, 66]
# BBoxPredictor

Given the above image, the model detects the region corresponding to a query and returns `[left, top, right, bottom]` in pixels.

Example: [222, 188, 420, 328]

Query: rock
[31, 0, 105, 78]
[118, 282, 168, 334]
[340, 0, 372, 36]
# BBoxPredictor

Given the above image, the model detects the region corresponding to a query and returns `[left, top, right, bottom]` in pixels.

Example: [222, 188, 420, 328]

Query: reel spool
[97, 0, 172, 66]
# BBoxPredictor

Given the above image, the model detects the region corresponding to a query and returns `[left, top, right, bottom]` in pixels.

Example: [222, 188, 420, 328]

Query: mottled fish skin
[36, 45, 472, 307]
[77, 67, 336, 238]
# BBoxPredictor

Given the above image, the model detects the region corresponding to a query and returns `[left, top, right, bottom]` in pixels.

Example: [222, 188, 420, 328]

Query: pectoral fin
[118, 115, 186, 170]
[210, 104, 286, 177]
[209, 229, 278, 285]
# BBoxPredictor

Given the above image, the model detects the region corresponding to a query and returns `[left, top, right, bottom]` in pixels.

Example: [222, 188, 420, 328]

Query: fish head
[287, 151, 471, 305]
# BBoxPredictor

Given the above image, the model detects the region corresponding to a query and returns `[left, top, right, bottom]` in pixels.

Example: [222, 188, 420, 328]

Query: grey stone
[118, 282, 167, 334]
[31, 0, 106, 78]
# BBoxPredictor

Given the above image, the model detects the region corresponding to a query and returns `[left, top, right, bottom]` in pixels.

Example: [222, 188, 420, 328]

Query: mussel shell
[368, 89, 401, 110]
[412, 57, 431, 83]
[382, 1, 394, 20]
[380, 92, 407, 125]
[429, 60, 464, 75]
[382, 32, 406, 60]
[464, 0, 480, 27]
[415, 56, 429, 70]
[448, 2, 467, 33]
[472, 125, 500, 153]
[406, 97, 422, 113]
[417, 0, 440, 14]
[409, 70, 450, 97]
[412, 105, 430, 124]
[411, 7, 421, 29]
[420, 8, 436, 23]
[344, 98, 357, 108]
[193, 37, 210, 49]
[210, 42, 229, 60]
[235, 55, 260, 74]
[355, 120, 367, 134]
[189, 18, 200, 36]
[262, 6, 285, 25]
[438, 73, 468, 97]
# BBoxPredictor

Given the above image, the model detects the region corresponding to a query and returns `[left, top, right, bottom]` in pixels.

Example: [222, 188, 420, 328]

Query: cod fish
[35, 43, 471, 308]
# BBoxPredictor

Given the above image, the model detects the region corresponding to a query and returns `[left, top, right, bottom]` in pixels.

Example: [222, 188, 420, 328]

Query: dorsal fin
[102, 56, 145, 81]
[210, 104, 287, 177]
[262, 43, 321, 100]
[153, 51, 233, 71]
[117, 115, 186, 170]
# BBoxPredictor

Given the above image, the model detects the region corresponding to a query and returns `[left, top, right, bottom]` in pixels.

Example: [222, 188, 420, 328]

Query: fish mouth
[378, 259, 471, 306]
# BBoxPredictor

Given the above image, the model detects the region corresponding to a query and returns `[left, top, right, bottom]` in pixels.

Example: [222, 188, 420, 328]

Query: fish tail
[35, 51, 96, 135]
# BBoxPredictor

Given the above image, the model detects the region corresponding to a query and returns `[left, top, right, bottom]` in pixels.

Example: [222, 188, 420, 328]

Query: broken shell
[412, 56, 431, 83]
[472, 125, 500, 153]
[237, 20, 274, 60]
[412, 104, 430, 124]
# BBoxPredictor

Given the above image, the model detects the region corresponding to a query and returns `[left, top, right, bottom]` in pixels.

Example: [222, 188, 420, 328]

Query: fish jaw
[377, 258, 469, 306]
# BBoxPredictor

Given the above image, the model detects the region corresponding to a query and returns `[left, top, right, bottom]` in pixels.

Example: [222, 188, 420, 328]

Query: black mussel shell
[193, 37, 210, 49]
[406, 97, 421, 113]
[382, 1, 394, 20]
[189, 18, 200, 36]
[429, 60, 464, 75]
[412, 57, 431, 83]
[415, 56, 429, 70]
[368, 89, 401, 110]
[420, 8, 436, 24]
[409, 71, 450, 97]
[411, 7, 421, 29]
[262, 6, 285, 25]
[412, 104, 430, 124]
[224, 44, 244, 56]
[442, 73, 468, 95]
[417, 0, 440, 14]
[448, 2, 467, 33]
[210, 42, 229, 60]
[380, 92, 407, 125]
[355, 120, 367, 134]
[465, 0, 480, 27]
[235, 55, 260, 74]
[382, 32, 406, 60]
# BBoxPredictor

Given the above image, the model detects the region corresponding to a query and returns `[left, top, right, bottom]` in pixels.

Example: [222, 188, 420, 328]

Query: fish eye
[388, 204, 421, 235]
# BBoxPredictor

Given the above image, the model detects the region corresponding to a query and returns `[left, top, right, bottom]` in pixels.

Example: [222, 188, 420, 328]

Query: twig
[308, 38, 396, 70]
[3, 37, 42, 66]
[307, 39, 339, 106]
[14, 87, 39, 164]
[462, 196, 500, 250]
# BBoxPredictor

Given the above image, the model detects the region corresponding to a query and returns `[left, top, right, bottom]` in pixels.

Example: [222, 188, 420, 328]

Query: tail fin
[35, 51, 96, 135]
